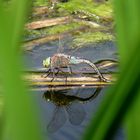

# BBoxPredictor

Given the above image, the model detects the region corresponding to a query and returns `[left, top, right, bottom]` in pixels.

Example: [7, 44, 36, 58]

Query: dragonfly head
[43, 57, 51, 68]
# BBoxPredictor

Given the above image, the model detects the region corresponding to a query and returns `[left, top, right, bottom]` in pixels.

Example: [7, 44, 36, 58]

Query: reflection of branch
[43, 87, 102, 103]
[30, 85, 102, 91]
[74, 87, 102, 102]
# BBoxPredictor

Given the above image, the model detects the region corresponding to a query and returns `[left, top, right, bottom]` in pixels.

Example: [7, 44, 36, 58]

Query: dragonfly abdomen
[69, 56, 85, 64]
[70, 57, 108, 81]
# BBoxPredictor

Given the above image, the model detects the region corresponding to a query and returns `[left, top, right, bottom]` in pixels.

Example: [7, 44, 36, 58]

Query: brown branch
[26, 16, 104, 30]
[25, 73, 116, 87]
[26, 16, 72, 30]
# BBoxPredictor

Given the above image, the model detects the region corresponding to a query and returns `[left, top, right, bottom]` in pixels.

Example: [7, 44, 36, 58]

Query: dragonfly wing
[57, 36, 64, 53]
[66, 102, 86, 125]
[47, 106, 67, 133]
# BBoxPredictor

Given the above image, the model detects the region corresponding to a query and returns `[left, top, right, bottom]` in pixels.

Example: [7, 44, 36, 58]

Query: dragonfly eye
[43, 57, 51, 67]
[43, 60, 46, 67]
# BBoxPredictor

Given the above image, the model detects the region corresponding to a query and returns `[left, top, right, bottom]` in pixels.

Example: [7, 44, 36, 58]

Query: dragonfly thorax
[43, 53, 83, 69]
[50, 53, 71, 68]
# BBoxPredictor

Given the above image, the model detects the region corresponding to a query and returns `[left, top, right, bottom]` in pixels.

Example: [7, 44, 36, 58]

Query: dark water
[32, 87, 123, 140]
[24, 40, 124, 140]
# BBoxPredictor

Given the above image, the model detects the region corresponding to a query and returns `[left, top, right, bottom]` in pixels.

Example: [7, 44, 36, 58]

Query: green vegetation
[25, 22, 83, 40]
[25, 0, 114, 47]
[58, 0, 113, 19]
[25, 22, 114, 47]
[32, 0, 113, 20]
[46, 22, 82, 34]
[72, 32, 114, 48]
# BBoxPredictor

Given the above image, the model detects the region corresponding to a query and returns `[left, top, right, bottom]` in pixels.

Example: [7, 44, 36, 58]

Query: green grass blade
[9, 0, 32, 50]
[114, 0, 140, 66]
[83, 51, 140, 140]
[125, 89, 140, 140]
[0, 1, 43, 140]
[83, 0, 140, 140]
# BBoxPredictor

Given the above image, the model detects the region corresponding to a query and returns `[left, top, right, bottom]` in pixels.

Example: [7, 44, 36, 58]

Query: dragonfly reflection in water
[43, 87, 102, 133]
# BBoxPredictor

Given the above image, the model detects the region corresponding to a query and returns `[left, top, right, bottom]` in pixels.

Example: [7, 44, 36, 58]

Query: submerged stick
[25, 73, 116, 86]
[30, 85, 104, 91]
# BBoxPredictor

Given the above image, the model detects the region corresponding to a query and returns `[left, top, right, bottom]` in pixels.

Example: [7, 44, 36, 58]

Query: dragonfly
[43, 87, 102, 133]
[42, 38, 108, 82]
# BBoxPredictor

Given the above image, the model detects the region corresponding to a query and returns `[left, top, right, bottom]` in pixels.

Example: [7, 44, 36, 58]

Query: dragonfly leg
[51, 68, 56, 82]
[57, 68, 68, 84]
[50, 68, 67, 82]
[54, 68, 60, 76]
[56, 67, 65, 74]
[99, 76, 111, 82]
[41, 68, 51, 78]
[67, 66, 73, 74]
[50, 67, 62, 82]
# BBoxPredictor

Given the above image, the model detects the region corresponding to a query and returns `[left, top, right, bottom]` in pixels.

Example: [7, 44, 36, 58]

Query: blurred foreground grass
[0, 1, 42, 140]
[83, 0, 140, 140]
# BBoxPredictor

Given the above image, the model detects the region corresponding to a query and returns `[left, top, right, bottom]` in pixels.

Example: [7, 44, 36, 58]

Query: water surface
[24, 40, 124, 140]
